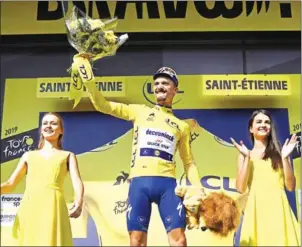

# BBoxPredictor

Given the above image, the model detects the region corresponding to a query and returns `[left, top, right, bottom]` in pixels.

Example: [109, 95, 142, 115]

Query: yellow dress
[12, 150, 73, 246]
[239, 158, 301, 246]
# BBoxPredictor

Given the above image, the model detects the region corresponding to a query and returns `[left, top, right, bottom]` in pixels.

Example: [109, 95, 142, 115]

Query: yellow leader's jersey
[90, 97, 193, 179]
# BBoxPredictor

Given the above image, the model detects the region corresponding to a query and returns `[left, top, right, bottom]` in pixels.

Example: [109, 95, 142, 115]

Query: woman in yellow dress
[1, 112, 84, 246]
[231, 109, 300, 246]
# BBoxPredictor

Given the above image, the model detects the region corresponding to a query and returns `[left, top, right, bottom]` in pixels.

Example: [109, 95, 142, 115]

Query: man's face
[153, 77, 178, 105]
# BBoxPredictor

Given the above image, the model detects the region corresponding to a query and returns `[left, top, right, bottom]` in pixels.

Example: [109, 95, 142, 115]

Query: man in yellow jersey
[85, 67, 204, 246]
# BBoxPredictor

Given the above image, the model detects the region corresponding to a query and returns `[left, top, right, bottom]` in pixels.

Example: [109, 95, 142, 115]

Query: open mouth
[44, 129, 54, 134]
[156, 89, 167, 95]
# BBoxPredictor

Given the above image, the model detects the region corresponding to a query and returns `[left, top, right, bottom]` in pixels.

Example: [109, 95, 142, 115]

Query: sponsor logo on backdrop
[113, 172, 129, 215]
[1, 194, 23, 209]
[180, 173, 238, 193]
[1, 213, 16, 227]
[37, 1, 294, 21]
[1, 129, 39, 163]
[113, 171, 129, 186]
[1, 194, 23, 227]
[2, 1, 299, 35]
[201, 175, 237, 192]
[113, 200, 129, 215]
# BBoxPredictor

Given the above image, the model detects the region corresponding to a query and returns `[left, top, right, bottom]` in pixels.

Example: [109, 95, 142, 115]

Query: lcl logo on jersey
[142, 80, 184, 105]
[165, 118, 180, 131]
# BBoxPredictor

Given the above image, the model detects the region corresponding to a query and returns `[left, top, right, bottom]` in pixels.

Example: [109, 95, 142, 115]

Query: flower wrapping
[65, 6, 128, 108]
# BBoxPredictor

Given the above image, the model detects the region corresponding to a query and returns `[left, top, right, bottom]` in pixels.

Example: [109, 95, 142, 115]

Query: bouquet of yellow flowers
[65, 6, 128, 108]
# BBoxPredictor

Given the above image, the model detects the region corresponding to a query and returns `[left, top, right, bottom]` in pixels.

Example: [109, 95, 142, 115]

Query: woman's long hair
[37, 112, 64, 150]
[248, 109, 282, 170]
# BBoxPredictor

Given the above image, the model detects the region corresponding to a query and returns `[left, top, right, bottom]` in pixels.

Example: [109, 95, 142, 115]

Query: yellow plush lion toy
[175, 186, 240, 237]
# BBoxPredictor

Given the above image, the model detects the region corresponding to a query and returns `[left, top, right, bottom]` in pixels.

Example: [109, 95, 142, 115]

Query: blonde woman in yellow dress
[1, 112, 84, 246]
[230, 109, 300, 246]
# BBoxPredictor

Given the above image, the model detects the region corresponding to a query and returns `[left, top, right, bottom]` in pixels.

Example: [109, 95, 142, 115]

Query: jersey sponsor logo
[139, 128, 177, 161]
[131, 126, 139, 168]
[140, 148, 173, 161]
[165, 215, 173, 223]
[146, 129, 174, 142]
[137, 216, 146, 223]
[127, 205, 132, 220]
[165, 118, 180, 131]
[177, 202, 183, 217]
[146, 112, 155, 121]
[190, 132, 200, 144]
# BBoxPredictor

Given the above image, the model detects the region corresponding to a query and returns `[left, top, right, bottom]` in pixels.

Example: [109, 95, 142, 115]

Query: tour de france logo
[1, 129, 38, 163]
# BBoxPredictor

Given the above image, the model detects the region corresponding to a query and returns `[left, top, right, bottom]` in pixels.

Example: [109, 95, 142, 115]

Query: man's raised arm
[85, 81, 136, 122]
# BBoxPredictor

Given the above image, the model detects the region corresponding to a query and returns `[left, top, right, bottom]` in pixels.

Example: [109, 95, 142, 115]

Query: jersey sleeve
[178, 123, 194, 165]
[178, 123, 202, 188]
[85, 82, 138, 121]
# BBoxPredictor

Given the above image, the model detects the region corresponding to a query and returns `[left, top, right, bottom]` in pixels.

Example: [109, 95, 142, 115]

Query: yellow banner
[202, 75, 292, 96]
[37, 74, 292, 99]
[1, 1, 300, 35]
[37, 77, 126, 98]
